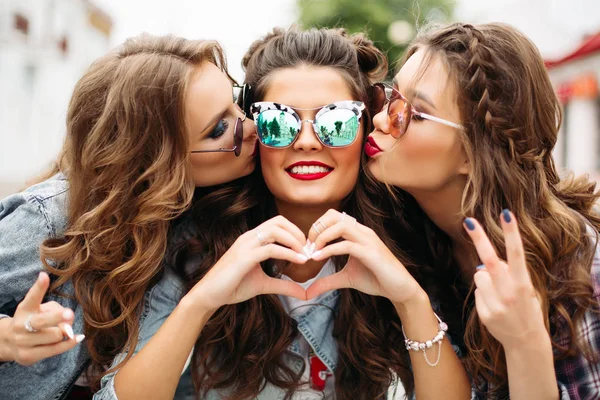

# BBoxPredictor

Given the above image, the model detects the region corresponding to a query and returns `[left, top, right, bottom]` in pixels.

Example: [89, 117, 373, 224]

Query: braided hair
[400, 22, 600, 397]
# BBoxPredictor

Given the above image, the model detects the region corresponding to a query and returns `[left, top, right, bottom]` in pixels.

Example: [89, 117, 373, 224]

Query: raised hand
[189, 215, 309, 312]
[464, 210, 548, 349]
[304, 209, 424, 306]
[2, 272, 84, 365]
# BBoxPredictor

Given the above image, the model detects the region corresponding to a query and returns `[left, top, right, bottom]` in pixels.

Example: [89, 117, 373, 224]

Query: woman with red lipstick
[189, 26, 469, 399]
[365, 22, 600, 399]
[93, 27, 472, 400]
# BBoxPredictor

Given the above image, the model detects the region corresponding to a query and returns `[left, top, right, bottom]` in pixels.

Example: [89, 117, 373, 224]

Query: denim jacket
[0, 174, 88, 400]
[0, 174, 192, 400]
[93, 263, 418, 400]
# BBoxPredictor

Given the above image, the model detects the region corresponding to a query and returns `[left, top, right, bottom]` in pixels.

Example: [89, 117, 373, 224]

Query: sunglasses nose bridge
[293, 119, 322, 150]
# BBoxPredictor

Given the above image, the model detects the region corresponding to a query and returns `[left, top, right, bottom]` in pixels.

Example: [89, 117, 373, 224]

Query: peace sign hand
[464, 210, 548, 350]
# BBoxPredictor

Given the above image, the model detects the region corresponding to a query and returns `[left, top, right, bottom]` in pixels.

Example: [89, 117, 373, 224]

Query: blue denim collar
[287, 289, 340, 372]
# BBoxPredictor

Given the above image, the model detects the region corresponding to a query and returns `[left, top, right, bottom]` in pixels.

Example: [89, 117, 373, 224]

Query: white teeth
[290, 165, 331, 174]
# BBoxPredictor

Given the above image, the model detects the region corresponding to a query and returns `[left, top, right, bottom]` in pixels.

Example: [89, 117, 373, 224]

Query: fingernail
[502, 209, 512, 223]
[309, 243, 316, 253]
[297, 253, 309, 262]
[306, 239, 312, 246]
[464, 218, 476, 231]
[64, 324, 74, 340]
[38, 272, 44, 282]
[76, 334, 85, 343]
[311, 250, 322, 259]
[476, 264, 486, 270]
[62, 309, 72, 320]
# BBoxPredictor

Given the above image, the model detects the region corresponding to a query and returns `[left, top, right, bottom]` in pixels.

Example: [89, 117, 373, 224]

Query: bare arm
[395, 291, 472, 400]
[504, 332, 558, 400]
[112, 298, 213, 400]
[95, 216, 308, 400]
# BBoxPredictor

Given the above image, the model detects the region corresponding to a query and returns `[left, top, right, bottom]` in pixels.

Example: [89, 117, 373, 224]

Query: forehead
[395, 48, 455, 105]
[186, 62, 232, 131]
[262, 66, 354, 109]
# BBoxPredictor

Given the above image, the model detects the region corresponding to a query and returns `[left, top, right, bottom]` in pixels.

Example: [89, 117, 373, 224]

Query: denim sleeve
[93, 267, 192, 400]
[0, 193, 53, 314]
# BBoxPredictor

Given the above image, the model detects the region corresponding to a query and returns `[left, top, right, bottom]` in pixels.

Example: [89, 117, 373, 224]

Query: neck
[409, 177, 478, 282]
[275, 199, 340, 283]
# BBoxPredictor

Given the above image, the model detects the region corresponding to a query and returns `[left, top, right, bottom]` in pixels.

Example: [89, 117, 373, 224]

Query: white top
[279, 260, 337, 400]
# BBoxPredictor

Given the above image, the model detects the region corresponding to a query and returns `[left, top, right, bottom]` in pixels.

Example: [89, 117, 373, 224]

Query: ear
[457, 154, 469, 176]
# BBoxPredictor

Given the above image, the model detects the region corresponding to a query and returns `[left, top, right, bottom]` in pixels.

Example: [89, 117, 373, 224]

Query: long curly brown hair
[174, 27, 432, 399]
[38, 34, 229, 388]
[400, 22, 600, 397]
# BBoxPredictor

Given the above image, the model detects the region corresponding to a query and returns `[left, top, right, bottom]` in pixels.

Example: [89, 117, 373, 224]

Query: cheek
[189, 154, 231, 187]
[384, 128, 463, 187]
[259, 147, 284, 177]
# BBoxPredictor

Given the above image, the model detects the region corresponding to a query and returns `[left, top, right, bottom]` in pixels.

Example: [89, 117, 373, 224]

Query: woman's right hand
[0, 272, 83, 365]
[188, 216, 309, 312]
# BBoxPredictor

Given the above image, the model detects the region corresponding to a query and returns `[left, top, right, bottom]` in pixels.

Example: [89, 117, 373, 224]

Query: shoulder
[0, 173, 69, 238]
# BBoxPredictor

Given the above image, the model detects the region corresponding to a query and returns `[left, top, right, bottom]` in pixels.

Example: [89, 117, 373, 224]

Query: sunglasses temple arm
[419, 112, 463, 129]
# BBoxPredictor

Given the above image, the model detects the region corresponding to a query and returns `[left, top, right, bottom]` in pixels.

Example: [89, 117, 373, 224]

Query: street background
[1, 0, 599, 197]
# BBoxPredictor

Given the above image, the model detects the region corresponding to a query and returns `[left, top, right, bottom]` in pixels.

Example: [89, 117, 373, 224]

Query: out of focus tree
[297, 0, 454, 77]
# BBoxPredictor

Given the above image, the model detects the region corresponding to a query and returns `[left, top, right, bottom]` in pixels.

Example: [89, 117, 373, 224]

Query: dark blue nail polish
[502, 209, 512, 223]
[464, 218, 476, 231]
[476, 264, 485, 270]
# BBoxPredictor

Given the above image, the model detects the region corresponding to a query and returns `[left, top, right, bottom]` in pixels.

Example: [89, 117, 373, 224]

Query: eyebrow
[392, 77, 438, 110]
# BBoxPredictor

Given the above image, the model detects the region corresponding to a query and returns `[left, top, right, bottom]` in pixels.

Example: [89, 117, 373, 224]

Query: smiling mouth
[285, 163, 333, 181]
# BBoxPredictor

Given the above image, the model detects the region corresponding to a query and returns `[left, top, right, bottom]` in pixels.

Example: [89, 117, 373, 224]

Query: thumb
[20, 272, 50, 311]
[306, 271, 350, 300]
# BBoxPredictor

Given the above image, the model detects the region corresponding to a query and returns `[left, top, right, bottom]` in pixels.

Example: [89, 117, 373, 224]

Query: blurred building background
[0, 0, 599, 197]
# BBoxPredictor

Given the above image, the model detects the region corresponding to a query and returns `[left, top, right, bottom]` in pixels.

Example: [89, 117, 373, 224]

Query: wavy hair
[400, 22, 600, 397]
[39, 34, 229, 388]
[175, 26, 431, 399]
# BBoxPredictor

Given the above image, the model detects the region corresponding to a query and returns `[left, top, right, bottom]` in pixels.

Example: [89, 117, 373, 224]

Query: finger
[474, 288, 492, 323]
[22, 327, 66, 346]
[472, 269, 504, 315]
[264, 225, 306, 254]
[500, 209, 530, 283]
[463, 218, 503, 273]
[307, 209, 342, 243]
[306, 271, 351, 300]
[268, 215, 306, 246]
[30, 335, 84, 361]
[312, 220, 366, 251]
[258, 277, 307, 300]
[20, 272, 50, 311]
[251, 244, 308, 271]
[29, 308, 73, 330]
[310, 241, 358, 262]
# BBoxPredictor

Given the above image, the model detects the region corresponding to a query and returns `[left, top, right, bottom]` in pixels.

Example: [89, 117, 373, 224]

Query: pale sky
[93, 0, 299, 82]
[93, 0, 600, 74]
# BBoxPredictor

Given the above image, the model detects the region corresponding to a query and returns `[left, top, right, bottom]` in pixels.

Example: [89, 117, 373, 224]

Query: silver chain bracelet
[402, 312, 448, 367]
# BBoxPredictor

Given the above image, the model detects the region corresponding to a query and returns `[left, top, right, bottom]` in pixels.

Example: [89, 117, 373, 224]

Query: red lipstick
[364, 136, 382, 157]
[285, 161, 333, 181]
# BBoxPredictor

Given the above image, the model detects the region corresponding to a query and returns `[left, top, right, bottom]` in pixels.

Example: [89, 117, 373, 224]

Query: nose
[242, 112, 257, 141]
[372, 108, 391, 135]
[292, 120, 323, 152]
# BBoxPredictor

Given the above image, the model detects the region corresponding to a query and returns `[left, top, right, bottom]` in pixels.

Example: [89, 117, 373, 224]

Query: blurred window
[14, 13, 29, 35]
[58, 37, 68, 55]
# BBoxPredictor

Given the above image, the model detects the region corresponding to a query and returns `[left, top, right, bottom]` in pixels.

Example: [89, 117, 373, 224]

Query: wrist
[503, 327, 553, 356]
[179, 293, 218, 323]
[392, 288, 430, 317]
[0, 317, 15, 362]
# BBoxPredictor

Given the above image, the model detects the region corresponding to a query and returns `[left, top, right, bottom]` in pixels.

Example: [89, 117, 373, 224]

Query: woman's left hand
[305, 209, 424, 305]
[464, 210, 548, 350]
